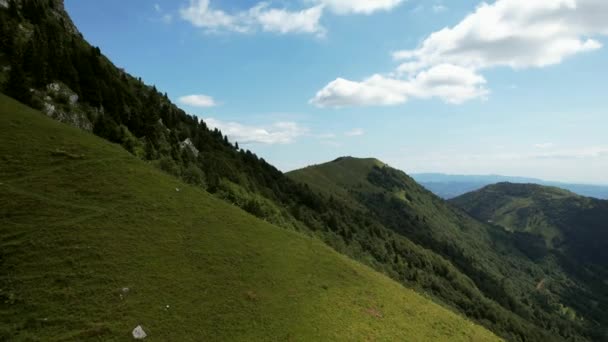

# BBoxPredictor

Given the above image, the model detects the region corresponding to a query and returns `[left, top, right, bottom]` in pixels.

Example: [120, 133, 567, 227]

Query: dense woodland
[1, 1, 607, 341]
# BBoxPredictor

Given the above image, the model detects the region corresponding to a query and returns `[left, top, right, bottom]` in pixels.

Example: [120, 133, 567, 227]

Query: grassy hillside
[289, 157, 608, 342]
[0, 95, 502, 341]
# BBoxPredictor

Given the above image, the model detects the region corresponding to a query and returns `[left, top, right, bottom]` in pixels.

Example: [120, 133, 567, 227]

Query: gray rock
[132, 325, 147, 339]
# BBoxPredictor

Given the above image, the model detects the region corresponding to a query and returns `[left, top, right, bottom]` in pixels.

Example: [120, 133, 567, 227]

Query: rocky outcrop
[39, 82, 93, 131]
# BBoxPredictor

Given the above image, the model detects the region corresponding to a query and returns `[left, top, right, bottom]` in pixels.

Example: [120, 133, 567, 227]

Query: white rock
[122, 287, 130, 293]
[44, 103, 56, 116]
[47, 83, 60, 92]
[132, 325, 147, 339]
[69, 94, 79, 105]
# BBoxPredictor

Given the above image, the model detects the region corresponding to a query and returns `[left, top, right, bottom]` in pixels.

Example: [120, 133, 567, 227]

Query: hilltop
[451, 182, 608, 267]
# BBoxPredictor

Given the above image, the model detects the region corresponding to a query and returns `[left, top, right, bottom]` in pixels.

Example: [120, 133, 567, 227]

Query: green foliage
[154, 156, 180, 178]
[451, 183, 608, 266]
[182, 164, 206, 187]
[0, 94, 500, 341]
[4, 61, 31, 105]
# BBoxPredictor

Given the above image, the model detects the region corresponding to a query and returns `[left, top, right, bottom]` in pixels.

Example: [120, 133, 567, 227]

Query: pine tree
[5, 61, 32, 105]
[8, 0, 19, 18]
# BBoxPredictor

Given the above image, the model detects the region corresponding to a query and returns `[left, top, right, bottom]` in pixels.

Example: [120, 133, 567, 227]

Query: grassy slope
[0, 94, 499, 341]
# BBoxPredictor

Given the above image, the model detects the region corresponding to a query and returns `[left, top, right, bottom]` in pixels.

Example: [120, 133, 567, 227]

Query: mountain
[412, 173, 608, 199]
[289, 157, 608, 341]
[0, 95, 503, 340]
[1, 1, 607, 341]
[451, 183, 608, 268]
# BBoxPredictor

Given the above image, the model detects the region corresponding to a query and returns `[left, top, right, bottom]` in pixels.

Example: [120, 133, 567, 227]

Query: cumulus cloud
[313, 0, 608, 108]
[180, 0, 324, 35]
[252, 3, 325, 36]
[317, 0, 405, 15]
[205, 118, 307, 144]
[311, 64, 488, 107]
[393, 0, 607, 72]
[180, 0, 406, 36]
[180, 0, 248, 33]
[179, 94, 218, 108]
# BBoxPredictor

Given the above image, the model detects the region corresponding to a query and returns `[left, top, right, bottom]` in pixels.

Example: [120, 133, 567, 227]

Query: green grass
[0, 94, 500, 341]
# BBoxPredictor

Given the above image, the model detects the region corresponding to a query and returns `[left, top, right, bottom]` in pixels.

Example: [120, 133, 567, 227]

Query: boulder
[132, 325, 147, 339]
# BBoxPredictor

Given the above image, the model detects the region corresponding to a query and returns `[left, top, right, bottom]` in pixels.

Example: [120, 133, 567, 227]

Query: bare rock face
[132, 325, 147, 339]
[180, 138, 200, 157]
[41, 83, 93, 131]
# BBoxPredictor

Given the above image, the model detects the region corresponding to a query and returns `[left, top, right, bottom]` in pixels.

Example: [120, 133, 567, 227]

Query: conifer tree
[6, 59, 32, 105]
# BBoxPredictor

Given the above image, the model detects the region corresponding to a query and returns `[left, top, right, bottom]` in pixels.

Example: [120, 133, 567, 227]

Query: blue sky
[65, 0, 608, 184]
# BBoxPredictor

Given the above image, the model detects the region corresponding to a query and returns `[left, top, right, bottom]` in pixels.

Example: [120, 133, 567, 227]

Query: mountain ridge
[412, 173, 608, 199]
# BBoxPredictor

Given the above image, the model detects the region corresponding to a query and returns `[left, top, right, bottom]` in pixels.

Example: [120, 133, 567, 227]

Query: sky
[64, 0, 608, 184]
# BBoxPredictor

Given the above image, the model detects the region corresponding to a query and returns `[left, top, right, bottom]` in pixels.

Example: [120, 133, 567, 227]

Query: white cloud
[180, 0, 406, 36]
[311, 64, 488, 107]
[179, 94, 218, 108]
[345, 128, 365, 136]
[317, 0, 405, 15]
[180, 0, 247, 33]
[252, 3, 325, 36]
[313, 0, 608, 108]
[393, 0, 608, 72]
[180, 0, 324, 35]
[205, 118, 307, 144]
[154, 4, 162, 13]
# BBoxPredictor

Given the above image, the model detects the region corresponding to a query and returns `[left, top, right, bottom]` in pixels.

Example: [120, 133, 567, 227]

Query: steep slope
[451, 182, 608, 268]
[0, 95, 502, 341]
[289, 157, 608, 342]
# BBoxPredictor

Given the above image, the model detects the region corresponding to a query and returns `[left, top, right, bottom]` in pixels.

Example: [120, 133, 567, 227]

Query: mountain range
[412, 173, 608, 200]
[1, 1, 607, 341]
